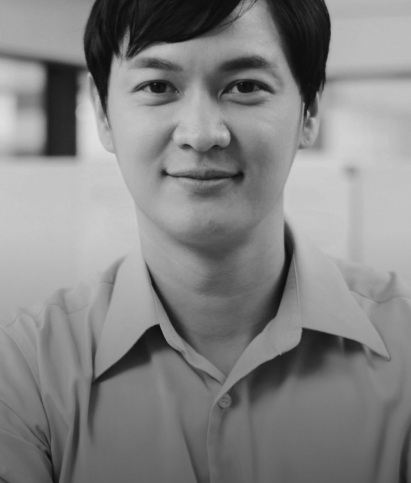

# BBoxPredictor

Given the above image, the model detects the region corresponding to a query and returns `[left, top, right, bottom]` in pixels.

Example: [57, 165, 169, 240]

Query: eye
[138, 81, 176, 94]
[227, 81, 263, 94]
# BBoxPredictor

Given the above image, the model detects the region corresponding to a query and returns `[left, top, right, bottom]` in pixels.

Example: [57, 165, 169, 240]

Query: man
[1, 0, 410, 482]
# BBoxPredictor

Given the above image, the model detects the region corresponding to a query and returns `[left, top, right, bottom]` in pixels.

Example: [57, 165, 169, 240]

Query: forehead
[115, 1, 286, 73]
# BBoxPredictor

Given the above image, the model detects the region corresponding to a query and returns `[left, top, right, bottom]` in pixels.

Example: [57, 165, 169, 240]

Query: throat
[140, 216, 292, 375]
[193, 339, 252, 376]
[152, 268, 287, 375]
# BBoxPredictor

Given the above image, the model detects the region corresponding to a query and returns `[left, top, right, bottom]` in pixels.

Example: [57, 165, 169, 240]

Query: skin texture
[90, 0, 320, 374]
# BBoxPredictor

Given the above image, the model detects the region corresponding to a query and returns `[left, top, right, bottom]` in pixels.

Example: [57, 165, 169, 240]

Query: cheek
[108, 93, 172, 157]
[232, 112, 301, 213]
[237, 115, 300, 177]
[110, 110, 172, 192]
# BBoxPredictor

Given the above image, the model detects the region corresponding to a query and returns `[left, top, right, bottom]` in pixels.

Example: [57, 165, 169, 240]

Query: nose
[172, 95, 231, 152]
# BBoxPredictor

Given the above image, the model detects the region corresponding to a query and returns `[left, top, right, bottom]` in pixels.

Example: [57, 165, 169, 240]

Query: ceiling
[1, 0, 410, 70]
[326, 0, 411, 19]
[53, 0, 411, 18]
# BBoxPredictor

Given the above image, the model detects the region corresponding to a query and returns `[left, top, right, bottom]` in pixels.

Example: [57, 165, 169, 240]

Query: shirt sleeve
[0, 325, 54, 483]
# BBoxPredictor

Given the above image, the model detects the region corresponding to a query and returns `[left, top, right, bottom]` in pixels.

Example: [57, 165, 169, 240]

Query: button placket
[207, 391, 234, 483]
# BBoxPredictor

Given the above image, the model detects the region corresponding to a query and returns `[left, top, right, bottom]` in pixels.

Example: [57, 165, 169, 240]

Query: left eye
[227, 82, 262, 94]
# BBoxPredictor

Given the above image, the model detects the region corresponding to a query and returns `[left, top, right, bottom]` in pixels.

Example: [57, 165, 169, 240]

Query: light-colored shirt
[1, 223, 411, 483]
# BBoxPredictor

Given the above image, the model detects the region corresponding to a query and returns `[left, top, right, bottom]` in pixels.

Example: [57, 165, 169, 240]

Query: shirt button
[218, 393, 232, 409]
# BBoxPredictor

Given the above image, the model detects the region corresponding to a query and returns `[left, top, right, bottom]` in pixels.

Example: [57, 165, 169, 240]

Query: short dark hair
[84, 0, 331, 114]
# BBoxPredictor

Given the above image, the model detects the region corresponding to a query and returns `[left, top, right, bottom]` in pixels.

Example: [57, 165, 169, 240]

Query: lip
[167, 170, 240, 180]
[166, 169, 242, 194]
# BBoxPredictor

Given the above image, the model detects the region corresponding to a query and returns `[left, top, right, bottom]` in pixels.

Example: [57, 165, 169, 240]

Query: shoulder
[332, 257, 411, 304]
[333, 257, 411, 355]
[0, 255, 126, 381]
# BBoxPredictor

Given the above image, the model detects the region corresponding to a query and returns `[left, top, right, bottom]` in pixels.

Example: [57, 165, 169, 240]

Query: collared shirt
[1, 223, 411, 483]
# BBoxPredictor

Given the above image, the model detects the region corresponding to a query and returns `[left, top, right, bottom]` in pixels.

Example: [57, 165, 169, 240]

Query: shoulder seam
[350, 290, 411, 305]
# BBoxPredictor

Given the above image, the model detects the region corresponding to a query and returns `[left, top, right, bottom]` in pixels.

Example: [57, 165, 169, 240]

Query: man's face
[92, 0, 319, 248]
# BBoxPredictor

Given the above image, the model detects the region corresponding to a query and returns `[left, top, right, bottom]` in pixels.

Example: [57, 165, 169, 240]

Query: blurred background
[0, 0, 411, 318]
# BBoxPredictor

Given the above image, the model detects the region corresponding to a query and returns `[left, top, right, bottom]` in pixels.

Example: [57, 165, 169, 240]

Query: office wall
[0, 0, 92, 64]
[329, 15, 411, 75]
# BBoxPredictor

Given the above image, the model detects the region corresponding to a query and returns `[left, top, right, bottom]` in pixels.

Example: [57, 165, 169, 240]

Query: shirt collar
[286, 220, 390, 360]
[94, 222, 389, 380]
[94, 244, 159, 380]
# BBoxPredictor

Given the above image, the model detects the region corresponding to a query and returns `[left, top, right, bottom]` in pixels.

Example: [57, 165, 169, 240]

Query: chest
[51, 347, 409, 483]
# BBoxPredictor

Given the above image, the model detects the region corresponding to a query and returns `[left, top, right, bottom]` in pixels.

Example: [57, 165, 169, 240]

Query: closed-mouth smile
[167, 170, 241, 180]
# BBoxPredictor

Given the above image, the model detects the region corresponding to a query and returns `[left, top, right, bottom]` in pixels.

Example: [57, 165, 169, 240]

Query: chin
[163, 215, 250, 252]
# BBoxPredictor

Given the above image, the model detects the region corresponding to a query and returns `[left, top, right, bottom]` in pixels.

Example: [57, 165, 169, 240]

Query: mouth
[165, 169, 242, 195]
[167, 169, 241, 181]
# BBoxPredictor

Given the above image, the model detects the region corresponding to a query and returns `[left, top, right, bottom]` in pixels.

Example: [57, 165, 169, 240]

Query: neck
[137, 211, 290, 374]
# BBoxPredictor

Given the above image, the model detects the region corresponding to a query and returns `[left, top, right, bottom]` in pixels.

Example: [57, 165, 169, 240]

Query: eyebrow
[128, 57, 183, 73]
[128, 54, 277, 74]
[218, 55, 276, 73]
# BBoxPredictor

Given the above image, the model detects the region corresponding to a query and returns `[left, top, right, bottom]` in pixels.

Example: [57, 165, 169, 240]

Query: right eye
[137, 82, 177, 94]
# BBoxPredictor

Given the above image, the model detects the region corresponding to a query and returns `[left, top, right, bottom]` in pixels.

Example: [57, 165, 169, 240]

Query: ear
[88, 74, 115, 154]
[298, 93, 321, 150]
